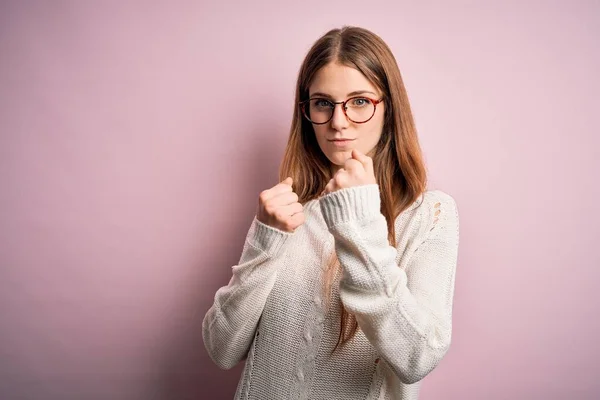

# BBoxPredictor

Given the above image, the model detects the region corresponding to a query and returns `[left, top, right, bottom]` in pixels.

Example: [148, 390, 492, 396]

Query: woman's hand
[257, 177, 305, 233]
[323, 149, 377, 195]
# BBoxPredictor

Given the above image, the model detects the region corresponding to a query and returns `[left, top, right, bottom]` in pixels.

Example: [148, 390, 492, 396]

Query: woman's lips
[329, 139, 355, 148]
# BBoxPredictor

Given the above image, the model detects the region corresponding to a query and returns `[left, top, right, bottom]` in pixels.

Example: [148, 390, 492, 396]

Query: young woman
[202, 26, 460, 400]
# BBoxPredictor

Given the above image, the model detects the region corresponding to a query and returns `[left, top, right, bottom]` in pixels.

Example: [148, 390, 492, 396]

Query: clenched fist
[257, 177, 305, 233]
[323, 149, 377, 195]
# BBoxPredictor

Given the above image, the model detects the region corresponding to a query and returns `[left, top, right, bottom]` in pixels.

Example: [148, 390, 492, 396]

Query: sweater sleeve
[202, 216, 293, 370]
[319, 184, 459, 384]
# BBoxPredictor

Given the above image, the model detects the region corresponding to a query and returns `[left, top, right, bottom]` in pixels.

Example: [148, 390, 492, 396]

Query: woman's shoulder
[422, 189, 457, 209]
[414, 189, 459, 236]
[398, 189, 459, 233]
[407, 189, 457, 209]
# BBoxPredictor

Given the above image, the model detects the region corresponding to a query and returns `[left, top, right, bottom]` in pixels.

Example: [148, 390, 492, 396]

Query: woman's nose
[330, 103, 349, 130]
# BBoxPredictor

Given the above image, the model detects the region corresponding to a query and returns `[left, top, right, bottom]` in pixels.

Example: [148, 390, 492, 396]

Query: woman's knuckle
[259, 191, 269, 202]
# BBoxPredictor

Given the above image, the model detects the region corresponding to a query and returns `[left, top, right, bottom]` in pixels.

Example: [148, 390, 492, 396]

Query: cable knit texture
[202, 184, 460, 400]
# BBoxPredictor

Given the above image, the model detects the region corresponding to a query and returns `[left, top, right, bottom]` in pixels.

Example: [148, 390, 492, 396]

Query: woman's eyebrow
[310, 90, 378, 98]
[347, 90, 377, 97]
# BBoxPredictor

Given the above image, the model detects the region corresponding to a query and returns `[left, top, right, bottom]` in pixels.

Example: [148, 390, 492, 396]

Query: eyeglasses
[299, 96, 384, 124]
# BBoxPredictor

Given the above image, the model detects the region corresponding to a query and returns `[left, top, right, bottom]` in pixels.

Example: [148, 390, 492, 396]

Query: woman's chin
[328, 150, 352, 164]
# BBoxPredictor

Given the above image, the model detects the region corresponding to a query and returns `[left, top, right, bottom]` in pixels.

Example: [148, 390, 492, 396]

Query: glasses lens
[345, 97, 375, 123]
[306, 99, 333, 124]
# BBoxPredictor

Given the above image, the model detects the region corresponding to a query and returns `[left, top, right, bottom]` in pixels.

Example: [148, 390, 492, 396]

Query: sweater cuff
[319, 184, 381, 228]
[249, 216, 293, 257]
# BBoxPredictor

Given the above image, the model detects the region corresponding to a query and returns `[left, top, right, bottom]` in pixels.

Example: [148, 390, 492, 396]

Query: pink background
[1, 1, 598, 399]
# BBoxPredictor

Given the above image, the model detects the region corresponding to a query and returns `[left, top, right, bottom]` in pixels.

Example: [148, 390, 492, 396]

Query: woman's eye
[352, 98, 369, 106]
[314, 99, 332, 108]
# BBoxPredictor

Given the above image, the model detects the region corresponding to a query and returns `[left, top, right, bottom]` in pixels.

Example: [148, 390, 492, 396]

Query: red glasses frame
[299, 96, 384, 124]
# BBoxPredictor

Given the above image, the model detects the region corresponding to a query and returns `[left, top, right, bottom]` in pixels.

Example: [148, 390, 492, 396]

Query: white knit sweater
[202, 184, 460, 400]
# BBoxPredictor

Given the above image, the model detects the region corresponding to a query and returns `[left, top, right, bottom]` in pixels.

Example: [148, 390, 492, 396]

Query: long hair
[279, 26, 427, 353]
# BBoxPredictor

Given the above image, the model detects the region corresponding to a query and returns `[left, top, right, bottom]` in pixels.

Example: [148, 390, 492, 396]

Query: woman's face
[308, 62, 385, 175]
